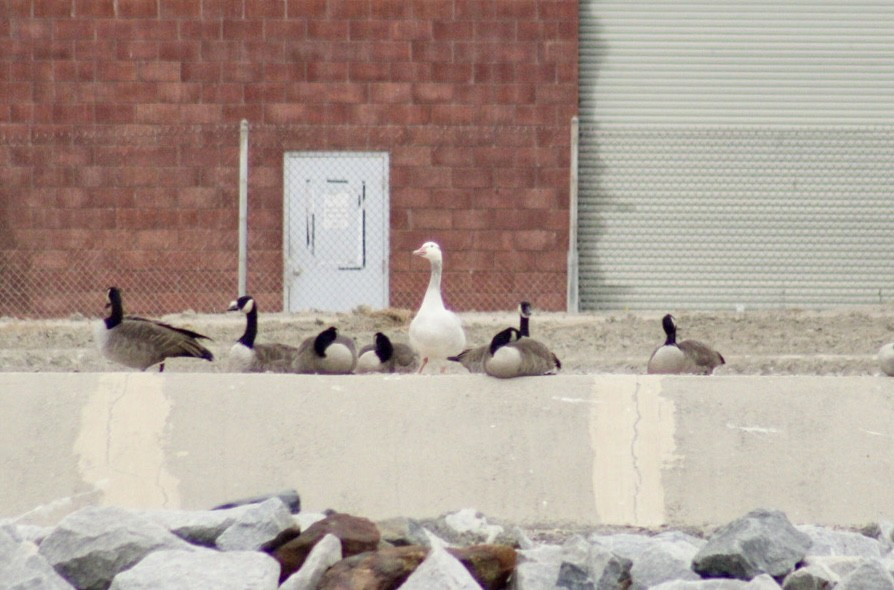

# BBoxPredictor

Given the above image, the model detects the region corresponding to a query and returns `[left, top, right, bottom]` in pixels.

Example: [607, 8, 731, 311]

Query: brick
[412, 83, 454, 104]
[178, 104, 223, 123]
[370, 0, 408, 18]
[266, 20, 306, 40]
[182, 62, 221, 82]
[368, 41, 411, 61]
[97, 61, 137, 82]
[349, 62, 390, 82]
[54, 62, 96, 83]
[430, 105, 476, 125]
[307, 61, 346, 81]
[15, 20, 52, 41]
[246, 1, 283, 17]
[474, 21, 515, 41]
[413, 0, 452, 19]
[53, 104, 91, 124]
[287, 82, 366, 104]
[452, 209, 493, 230]
[431, 63, 472, 83]
[307, 20, 349, 40]
[33, 0, 74, 18]
[330, 0, 369, 19]
[202, 0, 243, 18]
[118, 0, 159, 18]
[245, 82, 285, 102]
[179, 20, 222, 40]
[159, 40, 201, 61]
[349, 20, 389, 41]
[160, 0, 200, 17]
[451, 167, 492, 189]
[75, 0, 115, 17]
[139, 62, 181, 82]
[495, 0, 536, 19]
[54, 20, 96, 40]
[201, 40, 242, 61]
[432, 21, 472, 42]
[410, 41, 452, 62]
[391, 21, 431, 41]
[409, 208, 453, 231]
[539, 1, 577, 20]
[222, 62, 265, 83]
[286, 0, 326, 18]
[223, 19, 263, 40]
[34, 41, 74, 60]
[390, 62, 431, 82]
[156, 82, 202, 103]
[369, 82, 411, 103]
[135, 103, 180, 124]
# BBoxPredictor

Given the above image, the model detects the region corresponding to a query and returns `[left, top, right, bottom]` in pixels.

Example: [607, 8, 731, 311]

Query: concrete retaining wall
[2, 373, 892, 529]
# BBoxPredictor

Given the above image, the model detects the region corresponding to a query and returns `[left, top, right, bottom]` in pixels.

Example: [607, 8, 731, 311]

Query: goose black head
[104, 287, 124, 327]
[489, 327, 520, 356]
[518, 301, 532, 337]
[314, 326, 338, 357]
[661, 314, 677, 345]
[227, 295, 255, 314]
[373, 332, 394, 363]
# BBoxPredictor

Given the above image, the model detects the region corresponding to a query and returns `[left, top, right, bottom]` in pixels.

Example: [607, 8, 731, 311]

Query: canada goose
[879, 342, 894, 376]
[483, 327, 561, 379]
[408, 241, 466, 373]
[227, 295, 304, 373]
[356, 332, 419, 373]
[93, 286, 214, 372]
[647, 314, 725, 375]
[296, 326, 357, 374]
[449, 301, 534, 373]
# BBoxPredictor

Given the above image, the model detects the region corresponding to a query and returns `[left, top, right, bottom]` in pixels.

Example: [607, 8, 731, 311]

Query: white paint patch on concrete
[74, 373, 180, 510]
[589, 376, 678, 527]
[725, 423, 781, 435]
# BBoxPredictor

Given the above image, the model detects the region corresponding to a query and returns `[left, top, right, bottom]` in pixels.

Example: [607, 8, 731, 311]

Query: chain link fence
[0, 121, 569, 318]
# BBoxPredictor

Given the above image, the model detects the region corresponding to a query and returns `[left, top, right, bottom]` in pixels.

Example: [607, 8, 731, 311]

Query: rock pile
[2, 499, 894, 589]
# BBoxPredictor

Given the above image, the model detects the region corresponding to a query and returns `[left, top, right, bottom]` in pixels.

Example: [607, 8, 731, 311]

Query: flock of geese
[94, 240, 741, 378]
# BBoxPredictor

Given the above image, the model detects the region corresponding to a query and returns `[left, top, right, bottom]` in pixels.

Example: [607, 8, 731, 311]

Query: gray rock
[692, 509, 812, 581]
[400, 544, 483, 590]
[511, 543, 564, 590]
[108, 548, 279, 589]
[280, 533, 342, 590]
[377, 516, 432, 548]
[781, 561, 839, 590]
[590, 531, 704, 589]
[38, 505, 195, 590]
[796, 525, 883, 559]
[835, 559, 894, 590]
[422, 509, 525, 547]
[215, 497, 295, 551]
[800, 554, 871, 579]
[0, 526, 74, 590]
[558, 534, 632, 590]
[145, 503, 264, 547]
[651, 573, 782, 589]
[212, 488, 301, 514]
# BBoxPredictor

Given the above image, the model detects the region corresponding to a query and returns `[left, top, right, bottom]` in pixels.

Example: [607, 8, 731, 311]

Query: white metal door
[283, 152, 388, 312]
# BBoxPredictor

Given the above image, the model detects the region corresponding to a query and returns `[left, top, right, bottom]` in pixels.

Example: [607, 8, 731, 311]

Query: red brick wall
[0, 0, 578, 316]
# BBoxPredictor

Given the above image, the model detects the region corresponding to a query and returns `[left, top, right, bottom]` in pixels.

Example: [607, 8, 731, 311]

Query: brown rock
[272, 512, 381, 582]
[317, 545, 427, 590]
[448, 544, 517, 590]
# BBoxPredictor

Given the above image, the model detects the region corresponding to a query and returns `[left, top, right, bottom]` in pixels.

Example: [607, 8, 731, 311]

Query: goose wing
[390, 342, 420, 373]
[678, 339, 725, 374]
[513, 338, 561, 375]
[109, 318, 214, 369]
[448, 345, 487, 373]
[252, 342, 303, 373]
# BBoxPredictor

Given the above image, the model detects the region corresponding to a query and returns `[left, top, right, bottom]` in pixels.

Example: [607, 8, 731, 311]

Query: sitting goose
[879, 342, 894, 376]
[408, 241, 466, 373]
[647, 314, 725, 375]
[296, 326, 357, 374]
[356, 332, 419, 373]
[94, 286, 214, 372]
[483, 327, 562, 379]
[450, 301, 534, 373]
[227, 295, 303, 373]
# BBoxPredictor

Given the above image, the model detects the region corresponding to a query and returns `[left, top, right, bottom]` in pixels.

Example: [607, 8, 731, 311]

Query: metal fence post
[567, 116, 580, 313]
[238, 119, 249, 297]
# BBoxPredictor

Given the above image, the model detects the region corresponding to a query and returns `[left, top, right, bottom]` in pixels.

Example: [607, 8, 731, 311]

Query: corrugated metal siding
[578, 1, 894, 310]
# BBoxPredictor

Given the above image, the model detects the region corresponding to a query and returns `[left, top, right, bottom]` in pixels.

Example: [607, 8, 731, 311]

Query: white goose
[408, 241, 466, 373]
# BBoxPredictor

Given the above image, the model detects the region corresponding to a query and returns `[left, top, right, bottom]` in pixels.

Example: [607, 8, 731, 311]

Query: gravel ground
[1, 305, 893, 375]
